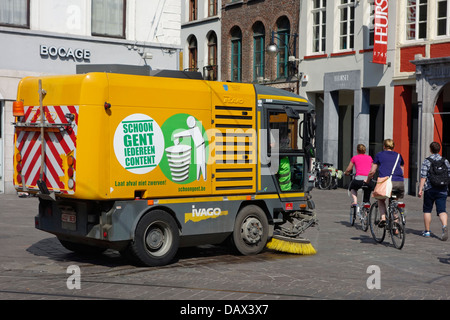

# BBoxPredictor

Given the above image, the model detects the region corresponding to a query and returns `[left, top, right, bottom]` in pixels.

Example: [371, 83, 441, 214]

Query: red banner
[373, 0, 389, 65]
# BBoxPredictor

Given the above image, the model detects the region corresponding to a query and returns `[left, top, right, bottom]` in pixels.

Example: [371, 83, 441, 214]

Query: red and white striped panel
[15, 105, 79, 194]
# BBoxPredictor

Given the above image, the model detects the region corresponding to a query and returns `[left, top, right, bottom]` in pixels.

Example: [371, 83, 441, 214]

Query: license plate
[62, 213, 76, 223]
[61, 206, 77, 231]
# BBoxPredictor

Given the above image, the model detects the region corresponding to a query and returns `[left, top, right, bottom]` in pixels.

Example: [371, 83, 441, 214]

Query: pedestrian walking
[418, 142, 450, 241]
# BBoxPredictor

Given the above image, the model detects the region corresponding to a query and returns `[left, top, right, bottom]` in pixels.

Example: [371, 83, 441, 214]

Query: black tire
[390, 208, 405, 249]
[369, 202, 385, 243]
[128, 210, 179, 267]
[361, 207, 369, 232]
[319, 171, 331, 190]
[350, 206, 356, 226]
[58, 238, 107, 254]
[232, 205, 269, 255]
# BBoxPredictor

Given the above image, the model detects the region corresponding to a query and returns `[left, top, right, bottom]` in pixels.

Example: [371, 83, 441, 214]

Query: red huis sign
[373, 0, 388, 65]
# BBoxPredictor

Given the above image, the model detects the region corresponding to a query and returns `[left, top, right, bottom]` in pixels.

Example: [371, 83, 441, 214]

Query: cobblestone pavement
[0, 188, 449, 303]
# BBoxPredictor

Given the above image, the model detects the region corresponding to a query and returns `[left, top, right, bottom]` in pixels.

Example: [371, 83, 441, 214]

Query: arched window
[276, 16, 290, 79]
[188, 36, 198, 71]
[230, 27, 242, 82]
[207, 32, 218, 80]
[253, 22, 265, 81]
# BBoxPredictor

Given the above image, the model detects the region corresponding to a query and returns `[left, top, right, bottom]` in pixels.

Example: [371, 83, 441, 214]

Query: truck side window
[268, 110, 304, 153]
[268, 110, 306, 192]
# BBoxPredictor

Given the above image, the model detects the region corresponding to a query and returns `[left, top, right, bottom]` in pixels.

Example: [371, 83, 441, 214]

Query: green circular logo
[160, 114, 209, 184]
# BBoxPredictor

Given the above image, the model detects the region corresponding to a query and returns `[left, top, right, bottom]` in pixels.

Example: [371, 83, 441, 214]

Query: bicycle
[310, 160, 336, 190]
[369, 194, 406, 249]
[348, 176, 371, 232]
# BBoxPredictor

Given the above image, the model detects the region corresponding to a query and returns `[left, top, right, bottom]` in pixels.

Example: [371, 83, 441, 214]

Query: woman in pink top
[344, 144, 374, 205]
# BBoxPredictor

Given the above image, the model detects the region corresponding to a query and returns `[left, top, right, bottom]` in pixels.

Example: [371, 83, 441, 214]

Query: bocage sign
[40, 45, 91, 61]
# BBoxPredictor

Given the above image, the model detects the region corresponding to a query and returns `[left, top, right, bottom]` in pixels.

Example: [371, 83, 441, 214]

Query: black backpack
[427, 157, 450, 188]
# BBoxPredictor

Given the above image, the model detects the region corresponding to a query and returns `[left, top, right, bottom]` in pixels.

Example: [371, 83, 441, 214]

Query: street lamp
[266, 31, 299, 79]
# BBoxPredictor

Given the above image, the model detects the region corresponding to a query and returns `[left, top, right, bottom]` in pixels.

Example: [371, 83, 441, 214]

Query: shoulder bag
[372, 154, 400, 200]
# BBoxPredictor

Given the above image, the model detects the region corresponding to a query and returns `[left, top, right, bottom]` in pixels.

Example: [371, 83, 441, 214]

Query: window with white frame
[406, 0, 427, 40]
[92, 0, 126, 38]
[312, 0, 327, 53]
[367, 0, 375, 47]
[338, 0, 355, 50]
[0, 0, 29, 28]
[437, 0, 449, 36]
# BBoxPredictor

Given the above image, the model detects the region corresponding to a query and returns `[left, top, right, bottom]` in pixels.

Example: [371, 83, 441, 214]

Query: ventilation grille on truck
[213, 105, 256, 194]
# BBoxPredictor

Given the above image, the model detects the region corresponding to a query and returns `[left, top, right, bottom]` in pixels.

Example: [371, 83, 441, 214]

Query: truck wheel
[130, 210, 179, 267]
[232, 205, 269, 255]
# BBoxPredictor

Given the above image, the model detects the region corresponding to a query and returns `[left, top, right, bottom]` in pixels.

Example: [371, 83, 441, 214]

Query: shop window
[0, 0, 29, 28]
[92, 0, 126, 38]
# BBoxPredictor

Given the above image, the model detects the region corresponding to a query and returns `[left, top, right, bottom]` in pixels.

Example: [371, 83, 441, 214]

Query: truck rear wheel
[232, 205, 269, 255]
[129, 210, 180, 267]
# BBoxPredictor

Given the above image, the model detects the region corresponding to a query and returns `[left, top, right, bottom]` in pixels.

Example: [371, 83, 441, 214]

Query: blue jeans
[423, 187, 448, 215]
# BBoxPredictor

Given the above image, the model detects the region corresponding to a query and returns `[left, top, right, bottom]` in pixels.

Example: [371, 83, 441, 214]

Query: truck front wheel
[129, 210, 180, 267]
[232, 205, 269, 255]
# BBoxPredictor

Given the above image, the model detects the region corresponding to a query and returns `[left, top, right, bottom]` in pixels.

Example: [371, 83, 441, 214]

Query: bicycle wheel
[319, 171, 331, 189]
[350, 206, 356, 226]
[369, 202, 385, 243]
[360, 206, 369, 232]
[390, 208, 405, 249]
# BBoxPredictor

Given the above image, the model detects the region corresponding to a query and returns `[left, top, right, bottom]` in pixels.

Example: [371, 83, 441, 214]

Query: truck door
[267, 106, 308, 195]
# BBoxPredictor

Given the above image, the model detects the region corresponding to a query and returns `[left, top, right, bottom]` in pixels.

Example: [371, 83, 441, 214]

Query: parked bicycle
[348, 175, 370, 231]
[369, 195, 406, 249]
[311, 160, 342, 190]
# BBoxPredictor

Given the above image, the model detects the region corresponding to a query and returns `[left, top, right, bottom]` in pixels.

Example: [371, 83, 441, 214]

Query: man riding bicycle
[344, 144, 374, 205]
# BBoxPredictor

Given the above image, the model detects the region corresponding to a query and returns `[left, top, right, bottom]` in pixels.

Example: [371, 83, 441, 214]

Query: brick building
[221, 0, 301, 93]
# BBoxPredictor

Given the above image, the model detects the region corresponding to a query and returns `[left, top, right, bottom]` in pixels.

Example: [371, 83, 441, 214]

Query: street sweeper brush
[266, 234, 316, 255]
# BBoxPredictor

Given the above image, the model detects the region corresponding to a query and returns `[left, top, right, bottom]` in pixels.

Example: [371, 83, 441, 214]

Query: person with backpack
[418, 142, 450, 241]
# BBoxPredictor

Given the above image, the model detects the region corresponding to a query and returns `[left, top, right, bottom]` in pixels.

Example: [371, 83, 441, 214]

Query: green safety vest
[278, 157, 292, 191]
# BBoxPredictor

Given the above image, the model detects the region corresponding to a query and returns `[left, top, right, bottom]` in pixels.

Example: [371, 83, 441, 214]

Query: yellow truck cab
[13, 66, 317, 266]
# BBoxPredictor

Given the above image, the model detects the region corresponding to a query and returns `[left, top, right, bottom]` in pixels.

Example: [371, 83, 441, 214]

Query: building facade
[181, 0, 222, 80]
[298, 0, 394, 188]
[0, 0, 182, 194]
[2, 0, 450, 196]
[298, 0, 450, 194]
[221, 0, 301, 93]
[394, 0, 450, 194]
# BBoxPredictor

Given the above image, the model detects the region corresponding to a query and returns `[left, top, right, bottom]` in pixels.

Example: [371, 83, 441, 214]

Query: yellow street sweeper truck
[12, 66, 317, 266]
